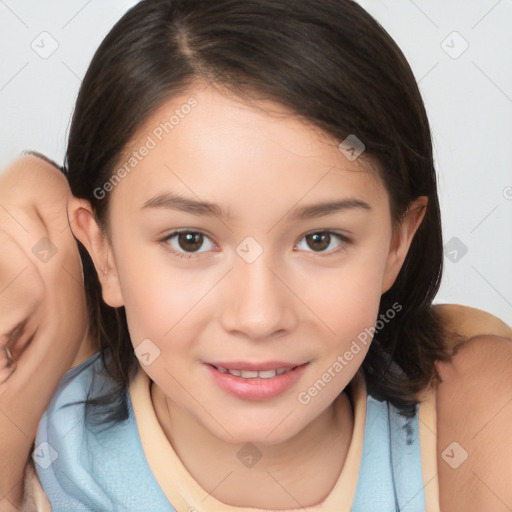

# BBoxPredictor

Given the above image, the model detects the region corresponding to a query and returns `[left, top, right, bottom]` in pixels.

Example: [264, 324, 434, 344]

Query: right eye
[161, 230, 216, 258]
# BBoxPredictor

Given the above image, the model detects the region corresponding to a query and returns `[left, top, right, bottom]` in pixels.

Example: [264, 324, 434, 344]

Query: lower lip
[205, 363, 309, 400]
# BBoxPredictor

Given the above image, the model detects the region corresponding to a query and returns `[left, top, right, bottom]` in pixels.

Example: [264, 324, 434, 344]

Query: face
[72, 84, 424, 445]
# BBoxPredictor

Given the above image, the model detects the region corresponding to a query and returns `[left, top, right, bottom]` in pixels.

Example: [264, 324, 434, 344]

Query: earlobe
[67, 195, 124, 308]
[381, 197, 428, 294]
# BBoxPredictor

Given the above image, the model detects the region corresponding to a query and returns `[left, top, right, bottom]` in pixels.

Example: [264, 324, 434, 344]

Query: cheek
[115, 252, 212, 351]
[309, 243, 390, 338]
[310, 277, 381, 364]
[114, 223, 390, 360]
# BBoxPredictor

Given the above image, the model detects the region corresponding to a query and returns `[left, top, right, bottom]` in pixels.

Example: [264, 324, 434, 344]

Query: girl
[2, 1, 512, 510]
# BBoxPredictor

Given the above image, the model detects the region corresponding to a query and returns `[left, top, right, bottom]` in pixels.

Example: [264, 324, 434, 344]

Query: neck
[151, 385, 354, 509]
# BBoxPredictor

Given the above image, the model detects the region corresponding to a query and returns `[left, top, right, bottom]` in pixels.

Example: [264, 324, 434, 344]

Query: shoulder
[433, 303, 512, 342]
[435, 334, 512, 511]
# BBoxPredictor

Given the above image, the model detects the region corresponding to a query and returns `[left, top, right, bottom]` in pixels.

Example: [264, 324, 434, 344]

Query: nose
[219, 253, 298, 341]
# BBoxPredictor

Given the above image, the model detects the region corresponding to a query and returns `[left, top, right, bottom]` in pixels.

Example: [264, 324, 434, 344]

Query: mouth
[207, 364, 300, 379]
[205, 361, 310, 400]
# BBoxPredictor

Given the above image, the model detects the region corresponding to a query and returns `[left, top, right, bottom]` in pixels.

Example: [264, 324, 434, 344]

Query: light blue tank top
[34, 352, 426, 511]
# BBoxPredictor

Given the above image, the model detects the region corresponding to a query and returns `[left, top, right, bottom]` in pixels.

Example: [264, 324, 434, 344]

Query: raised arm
[0, 154, 96, 510]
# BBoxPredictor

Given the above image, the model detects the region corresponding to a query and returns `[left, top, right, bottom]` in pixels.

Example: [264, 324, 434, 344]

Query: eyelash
[160, 229, 351, 260]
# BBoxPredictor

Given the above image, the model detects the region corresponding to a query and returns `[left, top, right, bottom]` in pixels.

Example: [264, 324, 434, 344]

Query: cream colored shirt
[24, 366, 440, 511]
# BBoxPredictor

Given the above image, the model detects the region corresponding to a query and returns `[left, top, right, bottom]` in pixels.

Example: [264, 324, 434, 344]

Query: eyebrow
[290, 198, 371, 219]
[141, 192, 228, 218]
[141, 192, 371, 220]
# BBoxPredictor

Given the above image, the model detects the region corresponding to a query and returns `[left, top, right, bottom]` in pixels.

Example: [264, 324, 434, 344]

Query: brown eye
[177, 232, 204, 252]
[306, 232, 331, 251]
[163, 230, 215, 256]
[296, 231, 348, 254]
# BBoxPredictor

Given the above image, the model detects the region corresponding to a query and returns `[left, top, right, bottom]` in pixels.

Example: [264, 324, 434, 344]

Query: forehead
[107, 85, 387, 218]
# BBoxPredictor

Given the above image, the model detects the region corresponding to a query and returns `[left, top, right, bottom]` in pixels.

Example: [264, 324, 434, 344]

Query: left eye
[296, 231, 348, 253]
[164, 231, 215, 254]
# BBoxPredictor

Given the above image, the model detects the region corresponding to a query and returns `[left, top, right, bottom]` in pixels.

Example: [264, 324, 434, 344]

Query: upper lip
[207, 361, 307, 371]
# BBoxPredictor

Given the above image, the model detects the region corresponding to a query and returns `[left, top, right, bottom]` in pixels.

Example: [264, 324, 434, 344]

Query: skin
[0, 155, 96, 510]
[69, 84, 427, 508]
[433, 303, 512, 341]
[436, 335, 512, 511]
[2, 93, 511, 510]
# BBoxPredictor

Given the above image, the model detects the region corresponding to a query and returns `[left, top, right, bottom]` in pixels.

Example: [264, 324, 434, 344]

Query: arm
[433, 302, 512, 350]
[429, 305, 512, 509]
[0, 154, 96, 510]
[436, 335, 512, 511]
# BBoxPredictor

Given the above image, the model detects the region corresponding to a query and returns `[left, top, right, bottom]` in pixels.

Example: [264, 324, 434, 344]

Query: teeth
[240, 370, 259, 378]
[258, 370, 278, 379]
[214, 366, 294, 379]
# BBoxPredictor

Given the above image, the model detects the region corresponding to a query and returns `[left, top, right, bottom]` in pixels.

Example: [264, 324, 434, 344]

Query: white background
[1, 0, 511, 325]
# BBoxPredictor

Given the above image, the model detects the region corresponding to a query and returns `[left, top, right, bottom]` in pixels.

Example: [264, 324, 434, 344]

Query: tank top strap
[351, 393, 426, 511]
[388, 400, 427, 510]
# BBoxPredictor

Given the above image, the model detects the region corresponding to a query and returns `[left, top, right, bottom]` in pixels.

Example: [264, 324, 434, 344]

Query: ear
[381, 196, 428, 294]
[67, 195, 124, 308]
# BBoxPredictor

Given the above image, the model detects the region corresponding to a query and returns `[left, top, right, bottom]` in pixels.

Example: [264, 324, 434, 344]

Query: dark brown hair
[64, 0, 452, 424]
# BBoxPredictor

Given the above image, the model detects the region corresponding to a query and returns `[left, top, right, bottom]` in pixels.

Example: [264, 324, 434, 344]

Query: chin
[205, 416, 306, 447]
